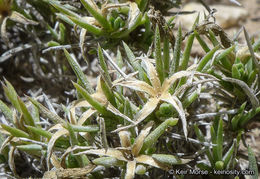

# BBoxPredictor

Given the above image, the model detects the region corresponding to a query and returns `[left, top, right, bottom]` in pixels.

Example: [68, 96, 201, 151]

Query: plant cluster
[0, 0, 259, 178]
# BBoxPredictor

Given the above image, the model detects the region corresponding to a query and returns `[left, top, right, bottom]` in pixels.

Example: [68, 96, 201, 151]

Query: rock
[171, 3, 249, 30]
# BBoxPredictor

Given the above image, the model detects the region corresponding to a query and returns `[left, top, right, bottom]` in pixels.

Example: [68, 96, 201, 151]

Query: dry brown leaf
[125, 160, 136, 179]
[47, 128, 68, 170]
[1, 17, 8, 44]
[69, 110, 77, 125]
[9, 11, 38, 25]
[132, 121, 154, 157]
[128, 2, 141, 29]
[80, 28, 88, 62]
[0, 136, 13, 153]
[119, 131, 131, 148]
[106, 103, 135, 124]
[75, 148, 128, 162]
[161, 71, 194, 94]
[136, 155, 168, 170]
[143, 58, 161, 94]
[60, 146, 95, 168]
[48, 124, 64, 132]
[161, 93, 187, 138]
[116, 80, 155, 96]
[43, 164, 95, 179]
[8, 146, 18, 178]
[99, 117, 108, 149]
[51, 154, 62, 169]
[135, 98, 160, 124]
[77, 108, 96, 125]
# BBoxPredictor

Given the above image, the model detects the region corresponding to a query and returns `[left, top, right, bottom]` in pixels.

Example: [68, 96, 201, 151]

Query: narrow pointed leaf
[136, 155, 168, 170]
[1, 124, 29, 138]
[222, 77, 259, 108]
[26, 126, 52, 139]
[142, 118, 178, 152]
[155, 25, 164, 83]
[243, 27, 260, 81]
[194, 30, 210, 53]
[28, 97, 65, 124]
[161, 94, 187, 139]
[47, 129, 68, 170]
[0, 100, 13, 123]
[2, 80, 21, 113]
[111, 3, 142, 38]
[71, 125, 99, 132]
[68, 16, 102, 35]
[80, 0, 110, 30]
[75, 148, 127, 162]
[163, 37, 170, 77]
[98, 44, 112, 85]
[171, 25, 182, 74]
[78, 108, 96, 125]
[239, 107, 260, 127]
[92, 157, 124, 167]
[47, 0, 79, 17]
[100, 77, 116, 107]
[122, 41, 147, 81]
[248, 146, 259, 179]
[179, 33, 194, 71]
[107, 103, 135, 124]
[125, 161, 136, 179]
[17, 97, 35, 127]
[135, 98, 159, 124]
[217, 119, 223, 161]
[115, 80, 155, 96]
[223, 141, 235, 168]
[73, 82, 109, 116]
[143, 58, 161, 94]
[197, 45, 220, 72]
[9, 11, 38, 25]
[214, 45, 235, 65]
[64, 49, 94, 93]
[17, 144, 42, 152]
[152, 154, 184, 165]
[119, 131, 131, 148]
[132, 121, 153, 157]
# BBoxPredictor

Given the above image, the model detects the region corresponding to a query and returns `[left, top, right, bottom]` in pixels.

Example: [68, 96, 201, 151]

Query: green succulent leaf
[1, 124, 30, 138]
[92, 157, 125, 167]
[26, 126, 52, 139]
[141, 118, 178, 153]
[70, 125, 99, 133]
[152, 154, 182, 165]
[17, 144, 42, 152]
